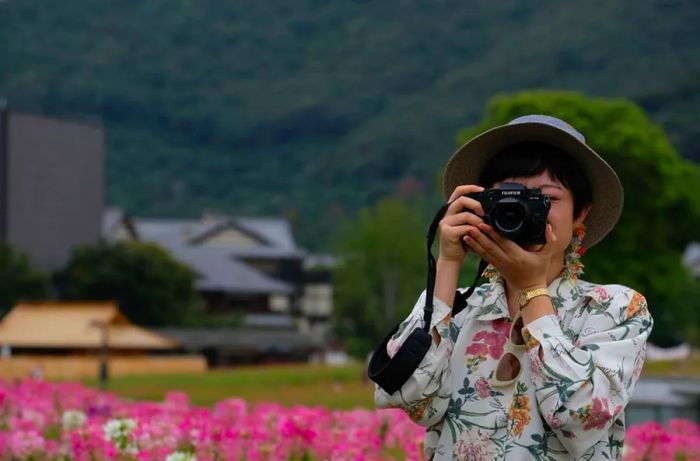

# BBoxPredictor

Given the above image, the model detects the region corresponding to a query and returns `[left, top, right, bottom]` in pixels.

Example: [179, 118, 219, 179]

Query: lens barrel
[491, 199, 527, 235]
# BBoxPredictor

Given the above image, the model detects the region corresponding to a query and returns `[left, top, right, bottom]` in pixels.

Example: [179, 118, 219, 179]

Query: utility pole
[90, 319, 109, 389]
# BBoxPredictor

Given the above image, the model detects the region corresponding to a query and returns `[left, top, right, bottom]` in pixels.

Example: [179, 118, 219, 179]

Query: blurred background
[1, 0, 699, 430]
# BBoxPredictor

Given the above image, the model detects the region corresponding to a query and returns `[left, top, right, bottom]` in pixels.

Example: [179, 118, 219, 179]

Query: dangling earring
[564, 223, 586, 282]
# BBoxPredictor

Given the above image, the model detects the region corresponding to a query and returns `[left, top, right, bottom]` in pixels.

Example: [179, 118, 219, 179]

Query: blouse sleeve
[374, 289, 455, 429]
[522, 287, 653, 458]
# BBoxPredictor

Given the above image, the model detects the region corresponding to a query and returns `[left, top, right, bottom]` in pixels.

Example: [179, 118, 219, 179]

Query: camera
[469, 182, 551, 245]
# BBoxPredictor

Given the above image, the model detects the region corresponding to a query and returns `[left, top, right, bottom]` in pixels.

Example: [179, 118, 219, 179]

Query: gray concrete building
[0, 109, 104, 272]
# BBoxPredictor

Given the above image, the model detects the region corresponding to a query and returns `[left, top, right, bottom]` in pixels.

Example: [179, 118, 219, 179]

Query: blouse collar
[466, 273, 582, 321]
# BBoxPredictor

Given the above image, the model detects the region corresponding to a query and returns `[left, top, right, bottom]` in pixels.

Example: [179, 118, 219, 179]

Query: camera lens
[492, 201, 526, 235]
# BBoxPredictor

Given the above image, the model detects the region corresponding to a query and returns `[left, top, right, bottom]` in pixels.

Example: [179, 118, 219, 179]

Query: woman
[374, 115, 653, 460]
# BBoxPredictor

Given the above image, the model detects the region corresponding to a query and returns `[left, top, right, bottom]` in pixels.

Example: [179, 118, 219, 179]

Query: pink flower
[466, 342, 488, 357]
[1, 377, 698, 461]
[471, 330, 506, 359]
[474, 378, 490, 399]
[8, 429, 45, 458]
[545, 413, 565, 430]
[624, 420, 700, 461]
[591, 286, 610, 302]
[452, 427, 495, 460]
[491, 318, 511, 338]
[583, 397, 622, 431]
[668, 418, 700, 437]
[484, 332, 506, 358]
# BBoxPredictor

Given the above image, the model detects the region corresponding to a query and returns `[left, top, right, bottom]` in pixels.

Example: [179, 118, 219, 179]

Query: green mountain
[3, 0, 699, 250]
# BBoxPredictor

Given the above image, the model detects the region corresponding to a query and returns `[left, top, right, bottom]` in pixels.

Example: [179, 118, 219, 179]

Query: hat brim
[442, 122, 623, 248]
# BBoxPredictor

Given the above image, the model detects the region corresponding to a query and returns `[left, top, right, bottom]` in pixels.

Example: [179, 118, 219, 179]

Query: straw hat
[442, 115, 623, 248]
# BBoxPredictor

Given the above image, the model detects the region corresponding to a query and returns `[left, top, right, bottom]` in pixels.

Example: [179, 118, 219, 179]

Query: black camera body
[469, 182, 551, 245]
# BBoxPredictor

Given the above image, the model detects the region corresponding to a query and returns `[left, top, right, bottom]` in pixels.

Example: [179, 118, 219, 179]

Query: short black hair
[478, 142, 593, 219]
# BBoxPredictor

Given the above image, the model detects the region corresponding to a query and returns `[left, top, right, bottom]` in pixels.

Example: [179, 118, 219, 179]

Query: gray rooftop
[165, 244, 293, 294]
[102, 209, 305, 293]
[155, 327, 324, 352]
[103, 210, 306, 259]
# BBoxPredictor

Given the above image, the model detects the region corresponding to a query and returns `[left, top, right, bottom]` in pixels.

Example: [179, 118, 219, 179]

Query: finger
[448, 184, 485, 203]
[462, 234, 490, 262]
[441, 224, 473, 240]
[477, 223, 523, 253]
[478, 223, 517, 251]
[544, 224, 557, 247]
[464, 226, 508, 262]
[446, 195, 485, 218]
[441, 209, 484, 227]
[442, 225, 474, 254]
[530, 224, 557, 253]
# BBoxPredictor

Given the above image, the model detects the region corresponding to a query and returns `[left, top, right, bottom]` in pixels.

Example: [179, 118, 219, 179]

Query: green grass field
[641, 356, 700, 378]
[80, 357, 700, 410]
[82, 361, 376, 410]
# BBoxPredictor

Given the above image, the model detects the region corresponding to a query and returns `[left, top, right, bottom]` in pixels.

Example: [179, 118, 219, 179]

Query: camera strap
[368, 200, 488, 394]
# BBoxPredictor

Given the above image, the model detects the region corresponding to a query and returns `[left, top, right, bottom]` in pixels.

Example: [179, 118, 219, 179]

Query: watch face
[518, 293, 528, 306]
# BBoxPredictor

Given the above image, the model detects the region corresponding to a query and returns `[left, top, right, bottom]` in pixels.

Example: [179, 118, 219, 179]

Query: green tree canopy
[333, 199, 427, 358]
[333, 195, 486, 358]
[56, 240, 197, 326]
[0, 243, 49, 316]
[457, 91, 700, 345]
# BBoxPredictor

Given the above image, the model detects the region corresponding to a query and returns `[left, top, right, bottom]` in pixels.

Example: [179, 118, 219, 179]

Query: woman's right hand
[439, 185, 486, 264]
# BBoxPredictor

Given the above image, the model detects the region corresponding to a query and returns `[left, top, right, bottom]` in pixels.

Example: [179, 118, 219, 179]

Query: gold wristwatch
[518, 287, 550, 310]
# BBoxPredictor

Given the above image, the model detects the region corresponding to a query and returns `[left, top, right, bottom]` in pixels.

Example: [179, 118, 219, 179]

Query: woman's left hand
[463, 222, 557, 290]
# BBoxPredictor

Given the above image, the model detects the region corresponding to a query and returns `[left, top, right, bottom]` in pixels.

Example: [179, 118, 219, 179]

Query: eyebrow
[538, 184, 565, 190]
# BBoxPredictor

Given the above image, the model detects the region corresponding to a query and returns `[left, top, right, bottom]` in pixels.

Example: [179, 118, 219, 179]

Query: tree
[456, 91, 700, 345]
[56, 240, 197, 326]
[332, 197, 484, 358]
[333, 199, 426, 358]
[0, 243, 49, 316]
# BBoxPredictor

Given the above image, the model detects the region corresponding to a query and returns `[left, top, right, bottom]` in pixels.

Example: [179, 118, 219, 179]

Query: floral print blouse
[374, 275, 653, 461]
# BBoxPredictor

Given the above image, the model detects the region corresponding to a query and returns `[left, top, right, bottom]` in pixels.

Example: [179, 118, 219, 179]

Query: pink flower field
[0, 379, 698, 460]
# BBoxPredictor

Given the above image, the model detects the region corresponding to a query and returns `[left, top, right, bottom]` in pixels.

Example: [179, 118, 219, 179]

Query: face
[494, 170, 589, 260]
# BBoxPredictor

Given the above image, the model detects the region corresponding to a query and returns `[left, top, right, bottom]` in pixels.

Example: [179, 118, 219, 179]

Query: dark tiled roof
[155, 327, 324, 351]
[101, 211, 306, 293]
[165, 243, 294, 294]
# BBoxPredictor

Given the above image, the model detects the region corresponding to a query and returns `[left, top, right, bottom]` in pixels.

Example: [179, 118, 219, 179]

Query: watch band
[518, 287, 550, 310]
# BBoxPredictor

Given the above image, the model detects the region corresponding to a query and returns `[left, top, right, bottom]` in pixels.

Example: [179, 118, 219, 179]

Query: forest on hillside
[3, 0, 699, 249]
